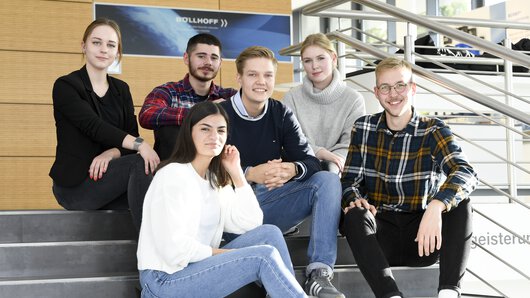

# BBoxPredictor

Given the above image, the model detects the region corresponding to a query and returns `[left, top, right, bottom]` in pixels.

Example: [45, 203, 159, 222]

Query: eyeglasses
[377, 82, 411, 95]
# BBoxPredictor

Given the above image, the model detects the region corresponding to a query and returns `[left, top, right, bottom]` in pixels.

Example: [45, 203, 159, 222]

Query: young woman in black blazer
[50, 18, 160, 230]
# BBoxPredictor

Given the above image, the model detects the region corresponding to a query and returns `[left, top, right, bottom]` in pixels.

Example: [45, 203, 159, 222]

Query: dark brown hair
[186, 33, 222, 55]
[157, 101, 231, 188]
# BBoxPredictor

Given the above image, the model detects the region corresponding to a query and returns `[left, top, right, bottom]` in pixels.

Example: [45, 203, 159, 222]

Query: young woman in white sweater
[137, 102, 306, 298]
[283, 33, 365, 175]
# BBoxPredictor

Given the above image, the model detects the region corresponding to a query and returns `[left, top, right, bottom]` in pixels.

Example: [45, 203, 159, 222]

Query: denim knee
[260, 224, 283, 238]
[310, 172, 341, 204]
[253, 244, 281, 262]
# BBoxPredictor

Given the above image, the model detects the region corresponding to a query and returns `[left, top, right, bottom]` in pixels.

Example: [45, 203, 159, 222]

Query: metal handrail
[454, 132, 530, 176]
[292, 2, 530, 296]
[466, 268, 509, 298]
[412, 53, 530, 106]
[340, 49, 530, 138]
[307, 8, 530, 30]
[479, 179, 530, 210]
[474, 208, 530, 245]
[348, 57, 529, 138]
[302, 0, 530, 69]
[472, 241, 530, 280]
[336, 25, 530, 107]
[330, 31, 530, 126]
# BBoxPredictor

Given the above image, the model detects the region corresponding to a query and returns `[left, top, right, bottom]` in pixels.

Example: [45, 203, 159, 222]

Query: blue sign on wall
[95, 3, 292, 62]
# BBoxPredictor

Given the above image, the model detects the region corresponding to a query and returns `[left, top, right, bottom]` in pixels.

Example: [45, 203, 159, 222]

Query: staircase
[0, 210, 439, 298]
[0, 210, 138, 298]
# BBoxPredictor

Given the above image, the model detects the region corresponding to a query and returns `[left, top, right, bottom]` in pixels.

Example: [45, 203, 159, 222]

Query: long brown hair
[157, 102, 231, 188]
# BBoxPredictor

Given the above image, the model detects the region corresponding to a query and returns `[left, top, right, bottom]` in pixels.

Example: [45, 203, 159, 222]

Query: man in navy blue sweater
[221, 46, 344, 298]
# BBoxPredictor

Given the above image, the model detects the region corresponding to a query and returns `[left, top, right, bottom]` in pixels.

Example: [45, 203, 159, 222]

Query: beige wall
[0, 0, 292, 209]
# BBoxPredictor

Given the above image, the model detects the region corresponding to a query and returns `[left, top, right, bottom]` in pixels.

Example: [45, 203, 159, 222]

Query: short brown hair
[300, 33, 336, 58]
[374, 57, 413, 84]
[82, 18, 123, 62]
[235, 46, 278, 74]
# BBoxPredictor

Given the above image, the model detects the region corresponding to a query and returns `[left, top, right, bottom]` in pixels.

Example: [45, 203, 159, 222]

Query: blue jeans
[253, 171, 341, 276]
[139, 225, 306, 298]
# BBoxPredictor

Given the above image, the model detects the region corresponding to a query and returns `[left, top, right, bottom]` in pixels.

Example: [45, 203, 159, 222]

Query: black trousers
[52, 154, 152, 231]
[341, 199, 472, 298]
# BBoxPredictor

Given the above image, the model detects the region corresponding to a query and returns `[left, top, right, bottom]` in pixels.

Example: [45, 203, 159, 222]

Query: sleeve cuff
[293, 161, 306, 181]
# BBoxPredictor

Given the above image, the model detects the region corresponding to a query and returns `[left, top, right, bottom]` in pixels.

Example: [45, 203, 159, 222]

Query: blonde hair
[235, 46, 278, 74]
[300, 33, 336, 59]
[375, 57, 413, 83]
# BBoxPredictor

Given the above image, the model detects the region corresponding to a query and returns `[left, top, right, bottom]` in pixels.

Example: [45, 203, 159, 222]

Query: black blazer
[49, 66, 139, 187]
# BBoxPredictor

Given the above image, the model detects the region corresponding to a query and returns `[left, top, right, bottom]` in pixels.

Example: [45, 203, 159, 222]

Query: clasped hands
[246, 159, 296, 190]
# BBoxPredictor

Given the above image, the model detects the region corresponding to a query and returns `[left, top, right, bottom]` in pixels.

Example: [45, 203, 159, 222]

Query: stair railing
[282, 2, 530, 296]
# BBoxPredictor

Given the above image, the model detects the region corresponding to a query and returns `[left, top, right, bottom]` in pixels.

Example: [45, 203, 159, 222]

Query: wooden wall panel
[219, 61, 293, 100]
[94, 0, 219, 9]
[0, 51, 83, 104]
[136, 107, 156, 146]
[0, 0, 91, 53]
[220, 0, 291, 14]
[50, 0, 91, 2]
[0, 104, 56, 157]
[0, 105, 154, 158]
[0, 0, 293, 210]
[114, 56, 190, 107]
[0, 157, 60, 210]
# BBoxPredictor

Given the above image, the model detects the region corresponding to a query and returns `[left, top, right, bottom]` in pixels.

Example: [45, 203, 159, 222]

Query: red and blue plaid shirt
[341, 109, 478, 212]
[139, 74, 237, 129]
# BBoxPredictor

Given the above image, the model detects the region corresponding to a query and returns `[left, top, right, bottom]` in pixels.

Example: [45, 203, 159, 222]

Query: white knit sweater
[283, 68, 365, 161]
[137, 163, 263, 274]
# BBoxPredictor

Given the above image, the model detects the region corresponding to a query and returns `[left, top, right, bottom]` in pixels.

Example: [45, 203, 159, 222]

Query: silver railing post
[504, 36, 517, 201]
[404, 22, 416, 64]
[404, 22, 416, 106]
[337, 41, 346, 80]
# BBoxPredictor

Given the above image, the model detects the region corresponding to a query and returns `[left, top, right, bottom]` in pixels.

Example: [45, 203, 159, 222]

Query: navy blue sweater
[221, 98, 321, 182]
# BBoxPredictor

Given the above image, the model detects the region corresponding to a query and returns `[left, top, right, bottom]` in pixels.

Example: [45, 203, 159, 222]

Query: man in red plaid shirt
[139, 33, 237, 160]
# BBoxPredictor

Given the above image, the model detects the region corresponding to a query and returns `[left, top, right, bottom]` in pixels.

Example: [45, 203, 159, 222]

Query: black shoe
[283, 226, 299, 237]
[304, 268, 345, 298]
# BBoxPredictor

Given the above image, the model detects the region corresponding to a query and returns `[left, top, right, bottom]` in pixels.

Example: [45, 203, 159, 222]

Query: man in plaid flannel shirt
[139, 33, 237, 160]
[341, 57, 478, 298]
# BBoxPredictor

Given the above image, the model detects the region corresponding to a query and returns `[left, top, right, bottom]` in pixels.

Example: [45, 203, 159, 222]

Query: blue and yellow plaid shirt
[341, 109, 478, 212]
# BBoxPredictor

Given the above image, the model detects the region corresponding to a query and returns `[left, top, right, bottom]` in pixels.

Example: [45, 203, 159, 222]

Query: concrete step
[285, 236, 355, 266]
[227, 265, 440, 298]
[0, 240, 137, 278]
[0, 210, 439, 298]
[0, 273, 139, 298]
[0, 210, 136, 243]
[328, 266, 439, 298]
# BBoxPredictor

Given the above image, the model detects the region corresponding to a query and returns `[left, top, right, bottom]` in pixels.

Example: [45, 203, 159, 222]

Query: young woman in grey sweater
[283, 33, 365, 175]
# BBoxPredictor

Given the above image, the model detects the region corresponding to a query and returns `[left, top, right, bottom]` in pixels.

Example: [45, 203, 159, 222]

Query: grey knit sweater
[283, 68, 365, 161]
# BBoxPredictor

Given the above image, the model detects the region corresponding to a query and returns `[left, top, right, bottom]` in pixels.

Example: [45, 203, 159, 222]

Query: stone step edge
[0, 210, 130, 216]
[294, 264, 439, 271]
[0, 239, 136, 248]
[1, 265, 437, 285]
[0, 273, 139, 286]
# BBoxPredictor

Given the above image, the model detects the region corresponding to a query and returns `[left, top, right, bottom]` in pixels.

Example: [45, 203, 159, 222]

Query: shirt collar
[182, 73, 220, 98]
[376, 107, 420, 136]
[230, 89, 268, 121]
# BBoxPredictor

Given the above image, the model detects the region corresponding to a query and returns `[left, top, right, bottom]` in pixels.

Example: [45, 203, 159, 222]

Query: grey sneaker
[304, 268, 345, 298]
